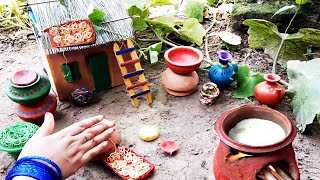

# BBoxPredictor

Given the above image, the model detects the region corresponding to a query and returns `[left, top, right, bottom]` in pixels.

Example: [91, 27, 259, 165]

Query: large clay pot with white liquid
[213, 105, 300, 180]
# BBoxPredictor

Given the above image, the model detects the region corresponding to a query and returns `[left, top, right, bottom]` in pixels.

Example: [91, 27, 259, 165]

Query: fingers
[32, 112, 55, 138]
[59, 115, 105, 136]
[80, 127, 115, 152]
[76, 120, 115, 144]
[81, 141, 109, 164]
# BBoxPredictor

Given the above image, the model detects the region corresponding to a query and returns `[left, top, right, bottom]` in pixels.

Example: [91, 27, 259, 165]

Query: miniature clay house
[28, 0, 134, 100]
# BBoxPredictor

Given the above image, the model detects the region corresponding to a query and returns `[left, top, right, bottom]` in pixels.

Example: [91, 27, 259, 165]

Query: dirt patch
[0, 22, 320, 180]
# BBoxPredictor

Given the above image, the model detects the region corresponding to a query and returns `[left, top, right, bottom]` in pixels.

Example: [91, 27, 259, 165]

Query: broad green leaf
[132, 17, 148, 31]
[128, 6, 149, 31]
[149, 42, 162, 53]
[287, 58, 320, 131]
[296, 0, 310, 5]
[243, 19, 320, 65]
[58, 0, 65, 6]
[235, 65, 264, 98]
[208, 0, 217, 6]
[149, 50, 159, 64]
[272, 5, 297, 18]
[88, 8, 106, 26]
[150, 0, 173, 6]
[146, 15, 178, 36]
[184, 0, 206, 22]
[178, 18, 206, 46]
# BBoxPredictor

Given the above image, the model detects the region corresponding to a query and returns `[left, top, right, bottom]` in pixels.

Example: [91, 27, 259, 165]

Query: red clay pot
[254, 74, 285, 106]
[164, 46, 203, 74]
[214, 105, 300, 180]
[14, 93, 57, 125]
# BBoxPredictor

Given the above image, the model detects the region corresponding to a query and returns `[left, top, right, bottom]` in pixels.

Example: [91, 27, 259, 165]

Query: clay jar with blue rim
[208, 51, 238, 90]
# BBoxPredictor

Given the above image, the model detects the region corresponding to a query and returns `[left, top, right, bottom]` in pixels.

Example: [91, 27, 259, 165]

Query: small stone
[28, 35, 36, 40]
[23, 36, 28, 40]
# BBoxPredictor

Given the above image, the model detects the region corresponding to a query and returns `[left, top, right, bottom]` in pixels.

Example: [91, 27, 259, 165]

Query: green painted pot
[6, 75, 51, 106]
[0, 122, 39, 158]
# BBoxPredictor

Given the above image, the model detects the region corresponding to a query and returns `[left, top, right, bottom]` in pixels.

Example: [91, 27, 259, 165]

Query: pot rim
[164, 46, 203, 67]
[215, 105, 297, 153]
[264, 73, 281, 83]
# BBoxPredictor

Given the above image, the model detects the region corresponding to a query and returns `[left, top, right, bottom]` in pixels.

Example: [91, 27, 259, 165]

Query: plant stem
[0, 17, 17, 22]
[138, 38, 160, 42]
[204, 35, 215, 65]
[279, 79, 289, 87]
[150, 26, 177, 47]
[272, 4, 300, 74]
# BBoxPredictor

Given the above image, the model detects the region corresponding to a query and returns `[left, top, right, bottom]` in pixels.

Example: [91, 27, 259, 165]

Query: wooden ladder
[113, 39, 152, 107]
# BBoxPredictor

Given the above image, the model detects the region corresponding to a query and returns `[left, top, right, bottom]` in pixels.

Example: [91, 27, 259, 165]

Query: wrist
[6, 156, 62, 180]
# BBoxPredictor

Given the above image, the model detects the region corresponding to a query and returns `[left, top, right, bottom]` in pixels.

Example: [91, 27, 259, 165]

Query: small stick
[263, 169, 277, 180]
[257, 173, 267, 180]
[267, 165, 284, 180]
[275, 167, 293, 180]
[225, 152, 253, 163]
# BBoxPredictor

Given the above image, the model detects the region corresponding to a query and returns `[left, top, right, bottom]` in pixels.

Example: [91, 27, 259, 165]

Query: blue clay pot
[208, 51, 238, 90]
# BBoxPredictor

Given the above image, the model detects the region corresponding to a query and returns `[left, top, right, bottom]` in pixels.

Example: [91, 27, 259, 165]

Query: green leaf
[235, 65, 264, 98]
[296, 0, 311, 5]
[93, 24, 104, 31]
[178, 18, 206, 46]
[146, 15, 178, 36]
[88, 8, 106, 26]
[149, 42, 162, 53]
[123, 0, 148, 9]
[150, 0, 173, 6]
[128, 6, 149, 31]
[208, 0, 217, 6]
[287, 58, 320, 132]
[58, 0, 65, 6]
[149, 51, 159, 64]
[184, 0, 206, 22]
[243, 19, 320, 65]
[272, 5, 297, 18]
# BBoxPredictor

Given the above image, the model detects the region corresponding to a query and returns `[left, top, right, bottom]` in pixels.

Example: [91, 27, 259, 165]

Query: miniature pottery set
[0, 122, 39, 158]
[208, 51, 238, 90]
[162, 46, 203, 96]
[6, 70, 57, 125]
[214, 105, 299, 180]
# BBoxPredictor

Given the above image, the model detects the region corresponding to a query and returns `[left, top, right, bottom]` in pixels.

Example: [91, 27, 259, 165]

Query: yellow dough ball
[139, 125, 159, 141]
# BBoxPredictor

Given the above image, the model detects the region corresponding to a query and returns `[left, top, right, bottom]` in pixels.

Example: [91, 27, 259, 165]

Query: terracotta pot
[164, 46, 203, 74]
[161, 68, 199, 96]
[6, 75, 51, 106]
[254, 74, 285, 106]
[214, 105, 299, 180]
[14, 93, 58, 125]
[208, 51, 238, 90]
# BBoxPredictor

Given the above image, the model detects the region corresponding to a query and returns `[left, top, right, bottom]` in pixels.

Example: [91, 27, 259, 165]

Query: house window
[62, 62, 82, 82]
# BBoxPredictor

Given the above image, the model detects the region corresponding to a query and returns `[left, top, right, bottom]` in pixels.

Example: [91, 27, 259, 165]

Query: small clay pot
[6, 75, 51, 106]
[161, 68, 199, 96]
[164, 46, 203, 74]
[254, 74, 285, 106]
[14, 93, 58, 125]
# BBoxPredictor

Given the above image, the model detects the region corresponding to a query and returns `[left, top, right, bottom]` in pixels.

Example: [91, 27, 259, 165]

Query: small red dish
[11, 70, 38, 87]
[164, 46, 203, 75]
[160, 140, 179, 155]
[44, 19, 96, 48]
[102, 146, 155, 180]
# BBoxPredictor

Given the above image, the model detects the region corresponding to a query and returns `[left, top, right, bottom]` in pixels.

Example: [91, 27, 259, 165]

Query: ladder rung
[123, 69, 144, 79]
[127, 81, 148, 90]
[120, 59, 140, 67]
[115, 47, 136, 55]
[130, 90, 151, 99]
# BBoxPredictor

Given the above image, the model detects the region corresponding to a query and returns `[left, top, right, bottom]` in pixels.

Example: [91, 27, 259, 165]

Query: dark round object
[69, 88, 94, 106]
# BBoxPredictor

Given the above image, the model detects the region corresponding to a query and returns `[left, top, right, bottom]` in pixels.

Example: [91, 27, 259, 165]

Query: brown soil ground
[0, 19, 320, 180]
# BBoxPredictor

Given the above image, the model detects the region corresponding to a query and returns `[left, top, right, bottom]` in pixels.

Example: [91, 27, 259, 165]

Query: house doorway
[88, 52, 112, 94]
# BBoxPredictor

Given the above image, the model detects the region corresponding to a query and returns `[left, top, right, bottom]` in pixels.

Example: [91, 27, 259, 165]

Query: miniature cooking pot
[213, 105, 300, 180]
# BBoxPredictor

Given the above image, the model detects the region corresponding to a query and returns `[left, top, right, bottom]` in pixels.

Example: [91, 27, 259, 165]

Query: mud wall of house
[46, 42, 135, 100]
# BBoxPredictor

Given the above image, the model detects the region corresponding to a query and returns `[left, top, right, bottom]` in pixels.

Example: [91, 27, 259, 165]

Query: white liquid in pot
[228, 118, 286, 146]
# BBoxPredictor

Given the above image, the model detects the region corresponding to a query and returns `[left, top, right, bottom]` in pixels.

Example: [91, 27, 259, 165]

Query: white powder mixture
[228, 118, 286, 146]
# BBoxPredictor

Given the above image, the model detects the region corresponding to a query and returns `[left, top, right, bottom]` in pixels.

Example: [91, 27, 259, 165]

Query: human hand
[18, 112, 116, 179]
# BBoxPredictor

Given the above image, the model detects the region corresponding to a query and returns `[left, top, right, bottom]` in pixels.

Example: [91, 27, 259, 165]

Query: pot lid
[11, 70, 38, 87]
[0, 122, 39, 152]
